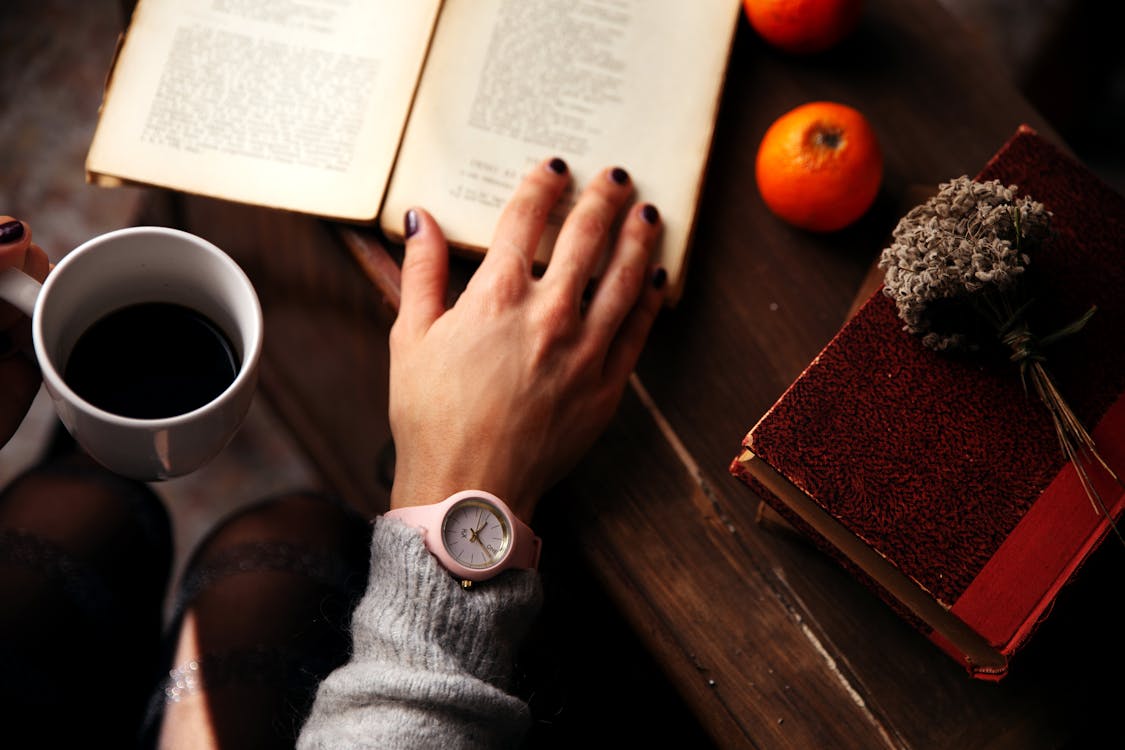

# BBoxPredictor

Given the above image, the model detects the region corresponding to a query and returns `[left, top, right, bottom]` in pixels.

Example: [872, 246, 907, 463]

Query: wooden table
[152, 0, 1124, 746]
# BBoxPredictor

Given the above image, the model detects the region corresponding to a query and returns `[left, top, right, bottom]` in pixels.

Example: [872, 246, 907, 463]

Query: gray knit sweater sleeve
[297, 516, 543, 749]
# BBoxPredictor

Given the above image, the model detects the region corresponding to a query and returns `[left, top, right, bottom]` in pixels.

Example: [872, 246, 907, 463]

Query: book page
[380, 0, 740, 302]
[87, 0, 441, 221]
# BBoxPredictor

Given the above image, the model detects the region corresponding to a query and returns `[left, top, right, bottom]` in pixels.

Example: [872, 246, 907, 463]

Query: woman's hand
[0, 217, 51, 445]
[387, 160, 666, 522]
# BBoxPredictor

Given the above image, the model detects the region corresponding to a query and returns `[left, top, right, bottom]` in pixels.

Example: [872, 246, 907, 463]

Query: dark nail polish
[548, 157, 568, 175]
[0, 220, 25, 244]
[641, 204, 660, 225]
[652, 267, 667, 290]
[610, 167, 629, 185]
[404, 210, 420, 239]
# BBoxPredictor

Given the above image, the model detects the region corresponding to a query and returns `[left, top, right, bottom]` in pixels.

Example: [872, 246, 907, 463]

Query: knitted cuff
[350, 517, 543, 689]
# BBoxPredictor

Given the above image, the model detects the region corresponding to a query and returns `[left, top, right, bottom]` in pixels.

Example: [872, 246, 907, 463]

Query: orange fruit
[755, 101, 882, 232]
[743, 0, 862, 55]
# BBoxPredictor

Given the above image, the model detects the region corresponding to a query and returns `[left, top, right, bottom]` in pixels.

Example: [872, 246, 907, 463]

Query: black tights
[0, 453, 370, 749]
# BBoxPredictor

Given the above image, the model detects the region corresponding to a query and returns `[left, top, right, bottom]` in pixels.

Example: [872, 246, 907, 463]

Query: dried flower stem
[986, 214, 1125, 542]
[1026, 358, 1125, 546]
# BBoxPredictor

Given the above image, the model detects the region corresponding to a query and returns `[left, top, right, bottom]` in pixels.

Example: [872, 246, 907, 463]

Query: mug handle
[0, 267, 42, 317]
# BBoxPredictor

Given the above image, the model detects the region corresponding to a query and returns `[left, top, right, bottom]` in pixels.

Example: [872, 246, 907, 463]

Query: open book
[86, 0, 742, 303]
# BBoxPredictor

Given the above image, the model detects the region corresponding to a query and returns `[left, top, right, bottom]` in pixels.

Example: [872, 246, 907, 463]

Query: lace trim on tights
[174, 540, 359, 618]
[0, 528, 113, 629]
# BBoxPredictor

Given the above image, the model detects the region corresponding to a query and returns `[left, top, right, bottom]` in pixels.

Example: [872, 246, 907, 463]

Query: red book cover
[730, 126, 1125, 680]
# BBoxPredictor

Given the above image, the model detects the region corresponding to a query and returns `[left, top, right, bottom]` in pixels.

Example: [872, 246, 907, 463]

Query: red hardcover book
[730, 126, 1125, 680]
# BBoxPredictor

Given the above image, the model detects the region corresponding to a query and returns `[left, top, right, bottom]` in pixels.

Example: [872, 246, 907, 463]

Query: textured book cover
[730, 126, 1125, 680]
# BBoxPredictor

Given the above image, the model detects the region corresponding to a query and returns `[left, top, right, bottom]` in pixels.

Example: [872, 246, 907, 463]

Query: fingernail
[641, 204, 660, 225]
[610, 167, 629, 185]
[547, 157, 568, 175]
[651, 267, 667, 290]
[404, 209, 420, 239]
[0, 220, 24, 244]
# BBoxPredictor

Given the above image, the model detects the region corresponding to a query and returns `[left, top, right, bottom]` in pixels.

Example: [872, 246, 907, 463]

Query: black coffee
[64, 302, 239, 419]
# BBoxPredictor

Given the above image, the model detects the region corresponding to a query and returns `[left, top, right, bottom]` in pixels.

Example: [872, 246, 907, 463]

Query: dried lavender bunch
[879, 177, 1122, 541]
[879, 176, 1050, 352]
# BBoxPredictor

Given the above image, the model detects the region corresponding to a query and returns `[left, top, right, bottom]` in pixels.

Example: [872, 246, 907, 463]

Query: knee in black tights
[146, 492, 370, 750]
[0, 455, 172, 748]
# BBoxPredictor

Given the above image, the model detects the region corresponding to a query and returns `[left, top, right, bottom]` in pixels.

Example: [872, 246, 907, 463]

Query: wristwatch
[385, 490, 542, 588]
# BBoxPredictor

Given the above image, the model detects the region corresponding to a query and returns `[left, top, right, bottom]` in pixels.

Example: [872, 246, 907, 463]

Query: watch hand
[471, 512, 492, 536]
[471, 534, 490, 558]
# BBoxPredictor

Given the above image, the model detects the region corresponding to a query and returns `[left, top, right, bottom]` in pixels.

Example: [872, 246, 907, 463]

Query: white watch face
[441, 497, 512, 570]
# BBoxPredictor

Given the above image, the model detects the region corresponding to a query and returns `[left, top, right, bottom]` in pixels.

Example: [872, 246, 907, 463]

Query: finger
[0, 218, 31, 271]
[603, 265, 666, 383]
[584, 202, 661, 345]
[541, 166, 634, 302]
[395, 208, 449, 340]
[482, 157, 570, 275]
[0, 219, 36, 331]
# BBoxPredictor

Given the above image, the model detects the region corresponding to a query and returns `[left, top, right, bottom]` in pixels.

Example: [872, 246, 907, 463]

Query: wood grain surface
[164, 0, 1125, 746]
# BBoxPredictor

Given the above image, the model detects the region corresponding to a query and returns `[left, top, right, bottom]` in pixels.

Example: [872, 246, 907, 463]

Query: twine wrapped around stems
[879, 177, 1124, 544]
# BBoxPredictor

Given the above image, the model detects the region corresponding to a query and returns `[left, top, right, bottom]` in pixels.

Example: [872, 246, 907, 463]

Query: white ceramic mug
[0, 226, 262, 480]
